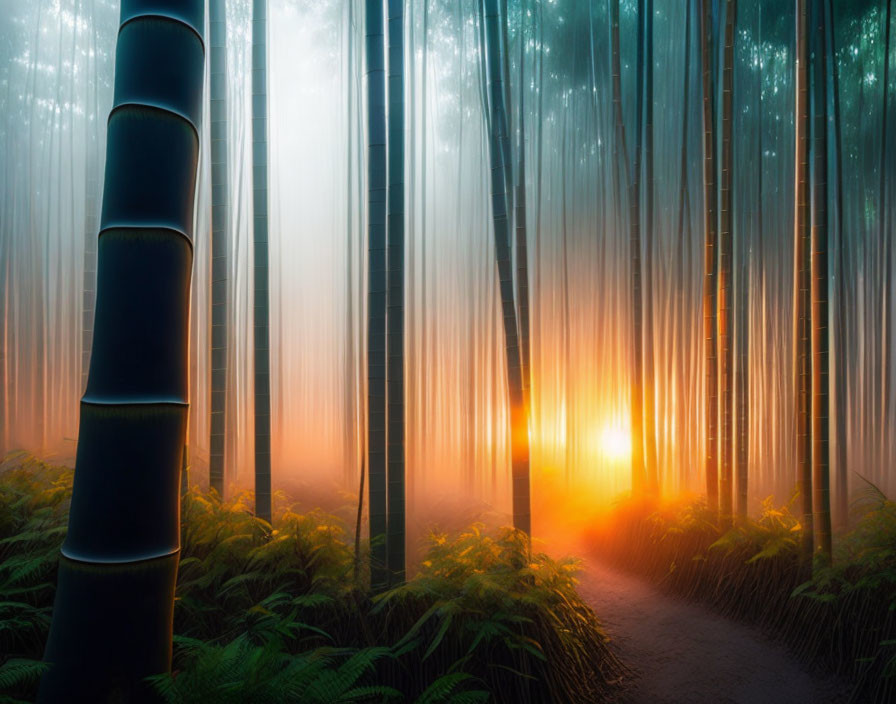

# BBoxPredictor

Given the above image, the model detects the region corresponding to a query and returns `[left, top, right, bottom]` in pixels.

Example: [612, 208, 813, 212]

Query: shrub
[588, 489, 896, 702]
[1, 454, 624, 703]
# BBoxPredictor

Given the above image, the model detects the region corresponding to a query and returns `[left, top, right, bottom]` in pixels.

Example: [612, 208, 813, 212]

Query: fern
[415, 673, 489, 704]
[153, 637, 399, 704]
[1, 453, 626, 703]
[0, 659, 48, 691]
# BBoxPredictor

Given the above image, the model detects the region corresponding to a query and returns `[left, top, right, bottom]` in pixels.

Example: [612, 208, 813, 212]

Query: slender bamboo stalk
[365, 0, 388, 589]
[736, 1, 760, 522]
[209, 0, 229, 498]
[252, 0, 272, 524]
[386, 0, 406, 585]
[827, 0, 849, 530]
[810, 0, 832, 565]
[699, 0, 719, 518]
[611, 0, 646, 495]
[717, 0, 737, 526]
[481, 0, 530, 537]
[39, 3, 205, 699]
[794, 0, 814, 563]
[879, 0, 892, 469]
[675, 0, 694, 495]
[643, 0, 660, 495]
[515, 0, 532, 411]
[345, 0, 358, 488]
[81, 0, 100, 396]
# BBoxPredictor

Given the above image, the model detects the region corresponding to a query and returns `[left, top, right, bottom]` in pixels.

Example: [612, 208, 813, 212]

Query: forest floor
[564, 548, 852, 704]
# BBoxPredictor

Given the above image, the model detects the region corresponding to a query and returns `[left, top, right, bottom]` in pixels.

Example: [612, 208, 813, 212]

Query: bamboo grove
[0, 0, 894, 694]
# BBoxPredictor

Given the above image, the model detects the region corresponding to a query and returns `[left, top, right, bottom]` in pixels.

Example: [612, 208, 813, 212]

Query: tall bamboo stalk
[209, 0, 229, 498]
[700, 0, 719, 518]
[81, 1, 100, 396]
[879, 0, 892, 469]
[39, 3, 205, 699]
[716, 0, 737, 526]
[643, 0, 660, 494]
[481, 0, 530, 537]
[810, 0, 832, 564]
[386, 0, 406, 585]
[252, 0, 272, 524]
[611, 0, 646, 494]
[794, 0, 814, 563]
[515, 0, 532, 410]
[345, 0, 358, 488]
[365, 0, 389, 589]
[827, 0, 849, 530]
[736, 0, 758, 522]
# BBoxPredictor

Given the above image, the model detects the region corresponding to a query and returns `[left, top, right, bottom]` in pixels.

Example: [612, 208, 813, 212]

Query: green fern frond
[0, 659, 48, 691]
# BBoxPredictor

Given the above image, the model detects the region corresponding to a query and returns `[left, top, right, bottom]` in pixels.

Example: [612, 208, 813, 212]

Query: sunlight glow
[599, 425, 631, 462]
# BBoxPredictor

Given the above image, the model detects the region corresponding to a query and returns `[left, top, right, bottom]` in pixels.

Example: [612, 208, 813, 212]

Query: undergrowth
[0, 453, 625, 703]
[587, 486, 896, 703]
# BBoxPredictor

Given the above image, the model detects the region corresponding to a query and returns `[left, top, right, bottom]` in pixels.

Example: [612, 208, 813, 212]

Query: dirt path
[573, 555, 851, 704]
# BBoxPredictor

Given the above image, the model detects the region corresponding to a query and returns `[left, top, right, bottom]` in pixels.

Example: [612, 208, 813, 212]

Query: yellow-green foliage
[1, 455, 623, 703]
[0, 456, 71, 647]
[793, 480, 896, 683]
[373, 526, 626, 703]
[707, 496, 802, 564]
[176, 487, 357, 648]
[592, 488, 896, 701]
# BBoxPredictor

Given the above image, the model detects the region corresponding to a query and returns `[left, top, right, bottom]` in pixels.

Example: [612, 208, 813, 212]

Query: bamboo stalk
[40, 3, 205, 700]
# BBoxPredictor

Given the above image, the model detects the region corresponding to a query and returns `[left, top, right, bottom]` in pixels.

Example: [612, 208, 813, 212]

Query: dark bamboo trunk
[515, 3, 532, 410]
[699, 0, 719, 519]
[366, 0, 388, 589]
[643, 0, 660, 495]
[39, 3, 205, 700]
[674, 0, 694, 495]
[81, 5, 100, 397]
[879, 0, 892, 468]
[209, 0, 229, 498]
[252, 0, 272, 524]
[827, 0, 849, 530]
[736, 0, 758, 522]
[482, 0, 530, 536]
[611, 0, 646, 495]
[794, 0, 814, 563]
[810, 0, 832, 564]
[717, 0, 737, 526]
[345, 0, 358, 488]
[386, 0, 406, 585]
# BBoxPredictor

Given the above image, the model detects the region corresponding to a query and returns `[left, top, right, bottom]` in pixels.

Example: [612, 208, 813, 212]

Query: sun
[600, 425, 631, 462]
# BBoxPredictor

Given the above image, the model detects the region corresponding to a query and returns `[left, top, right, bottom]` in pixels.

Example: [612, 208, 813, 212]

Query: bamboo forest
[1, 0, 896, 701]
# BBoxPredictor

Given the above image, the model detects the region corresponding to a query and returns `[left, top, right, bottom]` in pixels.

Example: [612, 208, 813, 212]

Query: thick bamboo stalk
[39, 3, 205, 700]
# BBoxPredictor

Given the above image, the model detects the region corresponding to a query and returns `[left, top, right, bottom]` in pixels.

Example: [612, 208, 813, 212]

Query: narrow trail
[571, 553, 851, 704]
